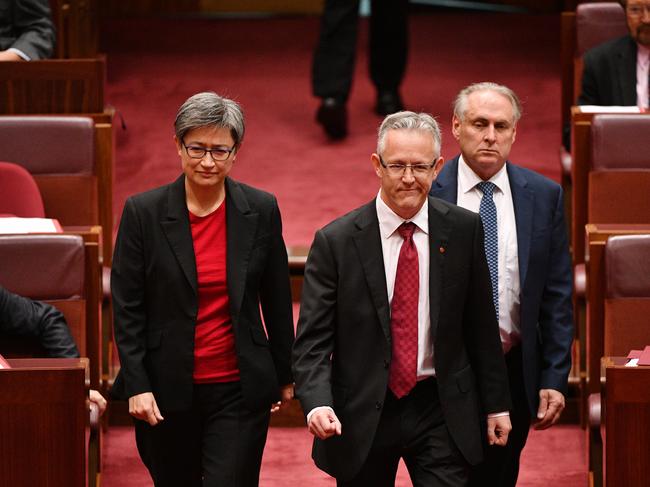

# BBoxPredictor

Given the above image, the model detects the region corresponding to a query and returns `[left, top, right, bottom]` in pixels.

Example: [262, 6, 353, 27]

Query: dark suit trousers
[468, 346, 531, 487]
[134, 381, 270, 487]
[312, 0, 408, 101]
[337, 378, 470, 487]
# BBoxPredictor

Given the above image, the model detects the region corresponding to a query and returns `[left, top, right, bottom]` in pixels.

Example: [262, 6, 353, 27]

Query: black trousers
[312, 0, 409, 102]
[468, 346, 532, 487]
[134, 381, 270, 487]
[338, 378, 470, 487]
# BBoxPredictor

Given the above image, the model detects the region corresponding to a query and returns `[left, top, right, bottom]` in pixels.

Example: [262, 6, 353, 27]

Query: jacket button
[376, 401, 382, 410]
[384, 360, 389, 369]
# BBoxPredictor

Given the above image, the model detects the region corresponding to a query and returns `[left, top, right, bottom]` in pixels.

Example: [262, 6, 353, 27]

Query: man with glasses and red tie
[293, 111, 512, 487]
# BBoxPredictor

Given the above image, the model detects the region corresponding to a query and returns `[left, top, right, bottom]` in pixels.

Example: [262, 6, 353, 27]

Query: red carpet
[102, 425, 586, 486]
[104, 11, 561, 248]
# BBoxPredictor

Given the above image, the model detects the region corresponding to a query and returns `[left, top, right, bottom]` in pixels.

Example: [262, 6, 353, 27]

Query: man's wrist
[487, 411, 510, 418]
[306, 405, 334, 424]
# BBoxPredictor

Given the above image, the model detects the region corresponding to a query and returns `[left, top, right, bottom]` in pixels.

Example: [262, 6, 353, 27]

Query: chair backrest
[0, 235, 86, 356]
[588, 114, 650, 223]
[0, 161, 45, 217]
[576, 3, 628, 57]
[604, 234, 650, 355]
[0, 116, 97, 226]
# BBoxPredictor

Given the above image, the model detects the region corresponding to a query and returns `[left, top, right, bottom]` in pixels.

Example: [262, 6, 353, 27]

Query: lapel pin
[439, 246, 446, 254]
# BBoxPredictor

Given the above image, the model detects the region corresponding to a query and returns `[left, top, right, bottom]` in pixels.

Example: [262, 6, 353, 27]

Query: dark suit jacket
[292, 196, 511, 481]
[0, 285, 79, 358]
[430, 157, 574, 416]
[111, 175, 294, 413]
[579, 35, 638, 107]
[0, 0, 55, 60]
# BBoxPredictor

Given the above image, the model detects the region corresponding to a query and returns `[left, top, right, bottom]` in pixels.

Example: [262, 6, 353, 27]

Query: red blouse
[189, 201, 240, 383]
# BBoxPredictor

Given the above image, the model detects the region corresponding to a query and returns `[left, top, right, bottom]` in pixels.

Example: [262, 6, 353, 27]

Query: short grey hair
[377, 111, 442, 157]
[453, 82, 522, 124]
[174, 92, 245, 148]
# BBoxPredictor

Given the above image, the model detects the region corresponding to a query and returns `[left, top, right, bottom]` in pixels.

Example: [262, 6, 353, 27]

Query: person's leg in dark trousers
[134, 410, 202, 487]
[468, 346, 531, 487]
[338, 379, 470, 487]
[198, 382, 270, 487]
[312, 0, 360, 138]
[312, 0, 361, 102]
[369, 0, 408, 114]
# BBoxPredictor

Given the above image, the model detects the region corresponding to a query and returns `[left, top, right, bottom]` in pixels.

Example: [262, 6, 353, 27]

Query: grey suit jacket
[0, 0, 55, 60]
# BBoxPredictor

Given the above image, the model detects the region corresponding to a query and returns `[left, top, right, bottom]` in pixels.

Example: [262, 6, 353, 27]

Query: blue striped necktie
[477, 181, 499, 322]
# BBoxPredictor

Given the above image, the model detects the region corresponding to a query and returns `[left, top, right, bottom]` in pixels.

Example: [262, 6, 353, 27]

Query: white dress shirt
[637, 43, 649, 110]
[375, 192, 435, 378]
[456, 156, 521, 353]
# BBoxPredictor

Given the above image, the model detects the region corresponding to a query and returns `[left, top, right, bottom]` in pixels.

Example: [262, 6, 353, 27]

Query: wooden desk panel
[603, 357, 650, 487]
[0, 358, 87, 487]
[0, 58, 105, 114]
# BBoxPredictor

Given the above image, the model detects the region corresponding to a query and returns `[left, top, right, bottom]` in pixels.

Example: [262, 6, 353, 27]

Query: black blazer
[111, 176, 294, 412]
[579, 35, 638, 107]
[292, 197, 510, 481]
[0, 285, 79, 358]
[430, 157, 574, 416]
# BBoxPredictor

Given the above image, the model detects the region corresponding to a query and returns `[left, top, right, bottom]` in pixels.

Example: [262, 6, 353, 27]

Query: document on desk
[0, 354, 11, 369]
[626, 346, 650, 366]
[0, 217, 62, 234]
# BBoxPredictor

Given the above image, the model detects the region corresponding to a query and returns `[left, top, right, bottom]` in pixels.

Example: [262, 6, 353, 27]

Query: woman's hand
[129, 392, 164, 426]
[271, 383, 294, 413]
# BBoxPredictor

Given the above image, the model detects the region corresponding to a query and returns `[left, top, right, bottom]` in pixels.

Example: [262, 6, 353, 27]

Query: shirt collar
[376, 190, 429, 240]
[458, 154, 509, 194]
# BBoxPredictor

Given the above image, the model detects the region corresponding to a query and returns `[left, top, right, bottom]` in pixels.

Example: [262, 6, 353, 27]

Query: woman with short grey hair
[112, 91, 295, 487]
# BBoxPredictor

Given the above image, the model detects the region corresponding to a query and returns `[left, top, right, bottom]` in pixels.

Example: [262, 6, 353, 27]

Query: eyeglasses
[379, 156, 436, 177]
[182, 140, 235, 161]
[626, 4, 650, 16]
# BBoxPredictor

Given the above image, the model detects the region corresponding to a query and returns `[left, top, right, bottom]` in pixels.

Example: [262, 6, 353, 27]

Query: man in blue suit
[430, 82, 574, 487]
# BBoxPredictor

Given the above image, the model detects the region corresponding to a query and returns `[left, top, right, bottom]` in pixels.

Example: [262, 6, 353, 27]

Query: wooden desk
[0, 358, 87, 487]
[602, 357, 650, 486]
[585, 224, 650, 398]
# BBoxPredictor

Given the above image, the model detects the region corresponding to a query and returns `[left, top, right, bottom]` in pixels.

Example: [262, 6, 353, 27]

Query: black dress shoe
[375, 91, 404, 116]
[316, 97, 347, 139]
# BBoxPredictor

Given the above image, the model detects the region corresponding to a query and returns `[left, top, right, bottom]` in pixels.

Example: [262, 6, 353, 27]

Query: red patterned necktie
[388, 222, 419, 399]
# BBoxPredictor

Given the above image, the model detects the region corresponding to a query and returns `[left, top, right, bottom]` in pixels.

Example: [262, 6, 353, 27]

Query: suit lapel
[617, 37, 638, 106]
[429, 156, 459, 202]
[225, 178, 258, 323]
[507, 163, 534, 289]
[352, 202, 391, 342]
[160, 175, 198, 295]
[428, 197, 451, 342]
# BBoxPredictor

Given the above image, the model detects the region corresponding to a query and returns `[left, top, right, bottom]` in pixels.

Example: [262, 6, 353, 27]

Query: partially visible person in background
[0, 0, 55, 61]
[312, 0, 408, 139]
[578, 0, 649, 110]
[0, 285, 107, 414]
